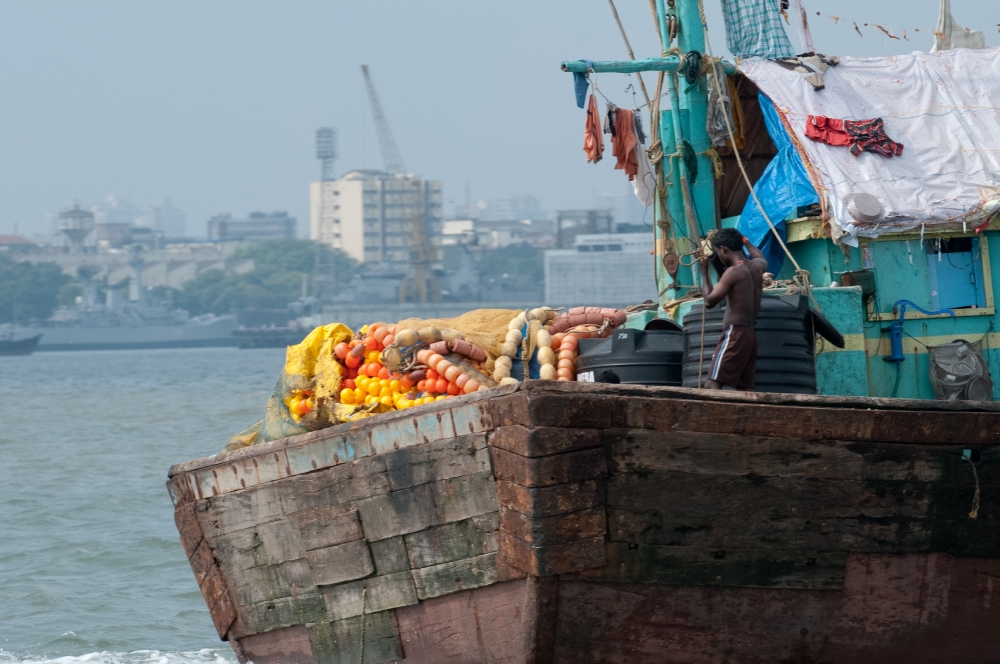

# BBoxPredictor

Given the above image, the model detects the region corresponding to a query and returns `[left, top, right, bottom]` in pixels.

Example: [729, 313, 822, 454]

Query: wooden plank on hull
[581, 542, 848, 589]
[622, 396, 999, 445]
[369, 536, 409, 575]
[174, 501, 205, 557]
[522, 394, 616, 429]
[257, 519, 307, 566]
[605, 471, 931, 520]
[237, 594, 328, 638]
[230, 560, 315, 607]
[383, 433, 489, 490]
[500, 532, 606, 577]
[495, 479, 605, 518]
[491, 425, 602, 458]
[321, 570, 418, 621]
[284, 430, 375, 477]
[392, 579, 527, 664]
[500, 506, 606, 547]
[188, 538, 217, 587]
[603, 429, 952, 482]
[295, 505, 364, 551]
[491, 447, 608, 488]
[606, 507, 934, 553]
[236, 625, 314, 664]
[355, 470, 498, 542]
[403, 513, 500, 568]
[304, 540, 374, 586]
[307, 611, 402, 664]
[411, 551, 507, 600]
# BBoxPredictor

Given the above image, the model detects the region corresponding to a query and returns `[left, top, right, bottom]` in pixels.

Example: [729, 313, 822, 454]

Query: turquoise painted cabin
[637, 75, 998, 402]
[777, 218, 998, 401]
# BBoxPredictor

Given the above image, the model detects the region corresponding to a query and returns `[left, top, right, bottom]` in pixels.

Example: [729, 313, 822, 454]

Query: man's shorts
[708, 324, 757, 390]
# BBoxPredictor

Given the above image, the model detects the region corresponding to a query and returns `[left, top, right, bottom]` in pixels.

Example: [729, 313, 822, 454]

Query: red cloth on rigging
[583, 94, 604, 164]
[610, 106, 638, 179]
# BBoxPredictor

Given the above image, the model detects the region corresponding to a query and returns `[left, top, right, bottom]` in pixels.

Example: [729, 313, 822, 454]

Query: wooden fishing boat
[168, 0, 1000, 660]
[168, 380, 1000, 663]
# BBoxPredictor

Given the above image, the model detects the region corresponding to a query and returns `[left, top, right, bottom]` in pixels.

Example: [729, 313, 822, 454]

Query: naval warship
[12, 282, 236, 352]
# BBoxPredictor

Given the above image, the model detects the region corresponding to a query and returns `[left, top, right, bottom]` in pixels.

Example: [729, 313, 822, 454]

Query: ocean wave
[0, 650, 235, 664]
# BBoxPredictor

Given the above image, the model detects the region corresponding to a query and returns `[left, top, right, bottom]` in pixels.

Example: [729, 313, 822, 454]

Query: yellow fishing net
[223, 323, 354, 451]
[223, 311, 525, 452]
[395, 308, 521, 374]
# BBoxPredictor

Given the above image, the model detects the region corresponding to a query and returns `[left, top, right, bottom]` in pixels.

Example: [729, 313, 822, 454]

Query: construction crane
[361, 65, 405, 175]
[360, 65, 441, 303]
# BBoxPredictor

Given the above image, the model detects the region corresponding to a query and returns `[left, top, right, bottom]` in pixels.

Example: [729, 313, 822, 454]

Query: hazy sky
[0, 0, 996, 236]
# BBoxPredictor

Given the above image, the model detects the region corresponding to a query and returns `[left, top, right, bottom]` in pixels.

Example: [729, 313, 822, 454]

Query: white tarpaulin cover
[742, 48, 1000, 246]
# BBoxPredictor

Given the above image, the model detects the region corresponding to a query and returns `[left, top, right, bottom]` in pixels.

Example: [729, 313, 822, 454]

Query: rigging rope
[694, 0, 821, 312]
[607, 0, 651, 106]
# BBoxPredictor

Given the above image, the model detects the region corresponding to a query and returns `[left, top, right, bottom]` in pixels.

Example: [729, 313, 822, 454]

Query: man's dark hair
[710, 252, 727, 277]
[710, 228, 744, 251]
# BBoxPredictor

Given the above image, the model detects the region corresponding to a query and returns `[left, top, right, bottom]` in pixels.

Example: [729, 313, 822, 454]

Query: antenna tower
[360, 65, 405, 174]
[314, 127, 339, 300]
[316, 127, 338, 181]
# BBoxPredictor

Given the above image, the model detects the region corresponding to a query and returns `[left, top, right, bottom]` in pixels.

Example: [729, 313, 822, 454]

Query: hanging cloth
[573, 60, 596, 109]
[632, 113, 654, 206]
[720, 0, 795, 60]
[610, 107, 638, 179]
[583, 94, 604, 164]
[737, 93, 818, 275]
[707, 61, 736, 148]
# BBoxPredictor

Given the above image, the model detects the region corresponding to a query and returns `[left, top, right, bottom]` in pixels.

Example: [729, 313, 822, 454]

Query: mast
[561, 0, 726, 307]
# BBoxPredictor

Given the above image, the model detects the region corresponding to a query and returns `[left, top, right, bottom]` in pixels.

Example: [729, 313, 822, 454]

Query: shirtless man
[697, 228, 768, 391]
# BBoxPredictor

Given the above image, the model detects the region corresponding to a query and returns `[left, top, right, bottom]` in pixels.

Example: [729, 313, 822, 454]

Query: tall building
[595, 187, 650, 230]
[207, 211, 297, 241]
[545, 233, 656, 305]
[310, 170, 443, 269]
[555, 210, 614, 249]
[139, 199, 188, 237]
[455, 194, 548, 223]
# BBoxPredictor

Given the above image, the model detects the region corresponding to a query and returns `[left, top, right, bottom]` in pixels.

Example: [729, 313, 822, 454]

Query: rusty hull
[168, 381, 1000, 663]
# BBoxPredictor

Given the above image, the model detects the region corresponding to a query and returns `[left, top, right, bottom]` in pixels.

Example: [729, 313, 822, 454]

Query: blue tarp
[737, 93, 818, 275]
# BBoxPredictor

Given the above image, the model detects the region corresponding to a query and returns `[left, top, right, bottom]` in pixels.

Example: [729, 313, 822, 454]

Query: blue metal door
[927, 237, 986, 310]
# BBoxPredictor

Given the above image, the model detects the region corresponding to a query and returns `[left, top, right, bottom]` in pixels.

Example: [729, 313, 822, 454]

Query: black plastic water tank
[576, 328, 685, 386]
[682, 295, 817, 394]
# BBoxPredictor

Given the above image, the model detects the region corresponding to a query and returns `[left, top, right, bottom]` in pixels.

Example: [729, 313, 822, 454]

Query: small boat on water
[0, 331, 41, 356]
[168, 0, 1000, 661]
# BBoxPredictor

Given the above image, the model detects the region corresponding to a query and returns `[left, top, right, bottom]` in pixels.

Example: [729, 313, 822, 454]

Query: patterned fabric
[806, 115, 904, 158]
[721, 0, 795, 60]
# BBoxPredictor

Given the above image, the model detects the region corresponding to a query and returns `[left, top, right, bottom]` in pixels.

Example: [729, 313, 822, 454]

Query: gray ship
[12, 273, 236, 352]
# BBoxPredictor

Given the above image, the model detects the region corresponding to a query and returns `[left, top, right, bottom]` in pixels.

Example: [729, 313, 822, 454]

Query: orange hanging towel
[583, 94, 604, 164]
[611, 107, 638, 179]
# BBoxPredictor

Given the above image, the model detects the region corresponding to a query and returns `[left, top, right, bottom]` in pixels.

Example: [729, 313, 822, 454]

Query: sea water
[1, 347, 288, 664]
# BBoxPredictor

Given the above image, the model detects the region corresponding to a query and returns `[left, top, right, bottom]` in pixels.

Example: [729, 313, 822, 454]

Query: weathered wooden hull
[167, 381, 1000, 663]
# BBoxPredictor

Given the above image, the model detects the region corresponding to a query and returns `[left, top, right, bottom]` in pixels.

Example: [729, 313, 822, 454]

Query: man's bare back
[715, 260, 766, 327]
[698, 229, 768, 390]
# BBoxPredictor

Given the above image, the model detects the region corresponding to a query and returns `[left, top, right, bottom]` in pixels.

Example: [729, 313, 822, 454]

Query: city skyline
[0, 0, 994, 236]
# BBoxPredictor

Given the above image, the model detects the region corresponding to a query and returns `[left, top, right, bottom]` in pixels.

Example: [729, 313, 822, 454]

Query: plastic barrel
[576, 328, 685, 386]
[682, 295, 817, 394]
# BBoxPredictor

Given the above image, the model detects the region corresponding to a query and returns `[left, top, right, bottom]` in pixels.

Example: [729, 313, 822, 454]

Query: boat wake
[0, 650, 235, 664]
